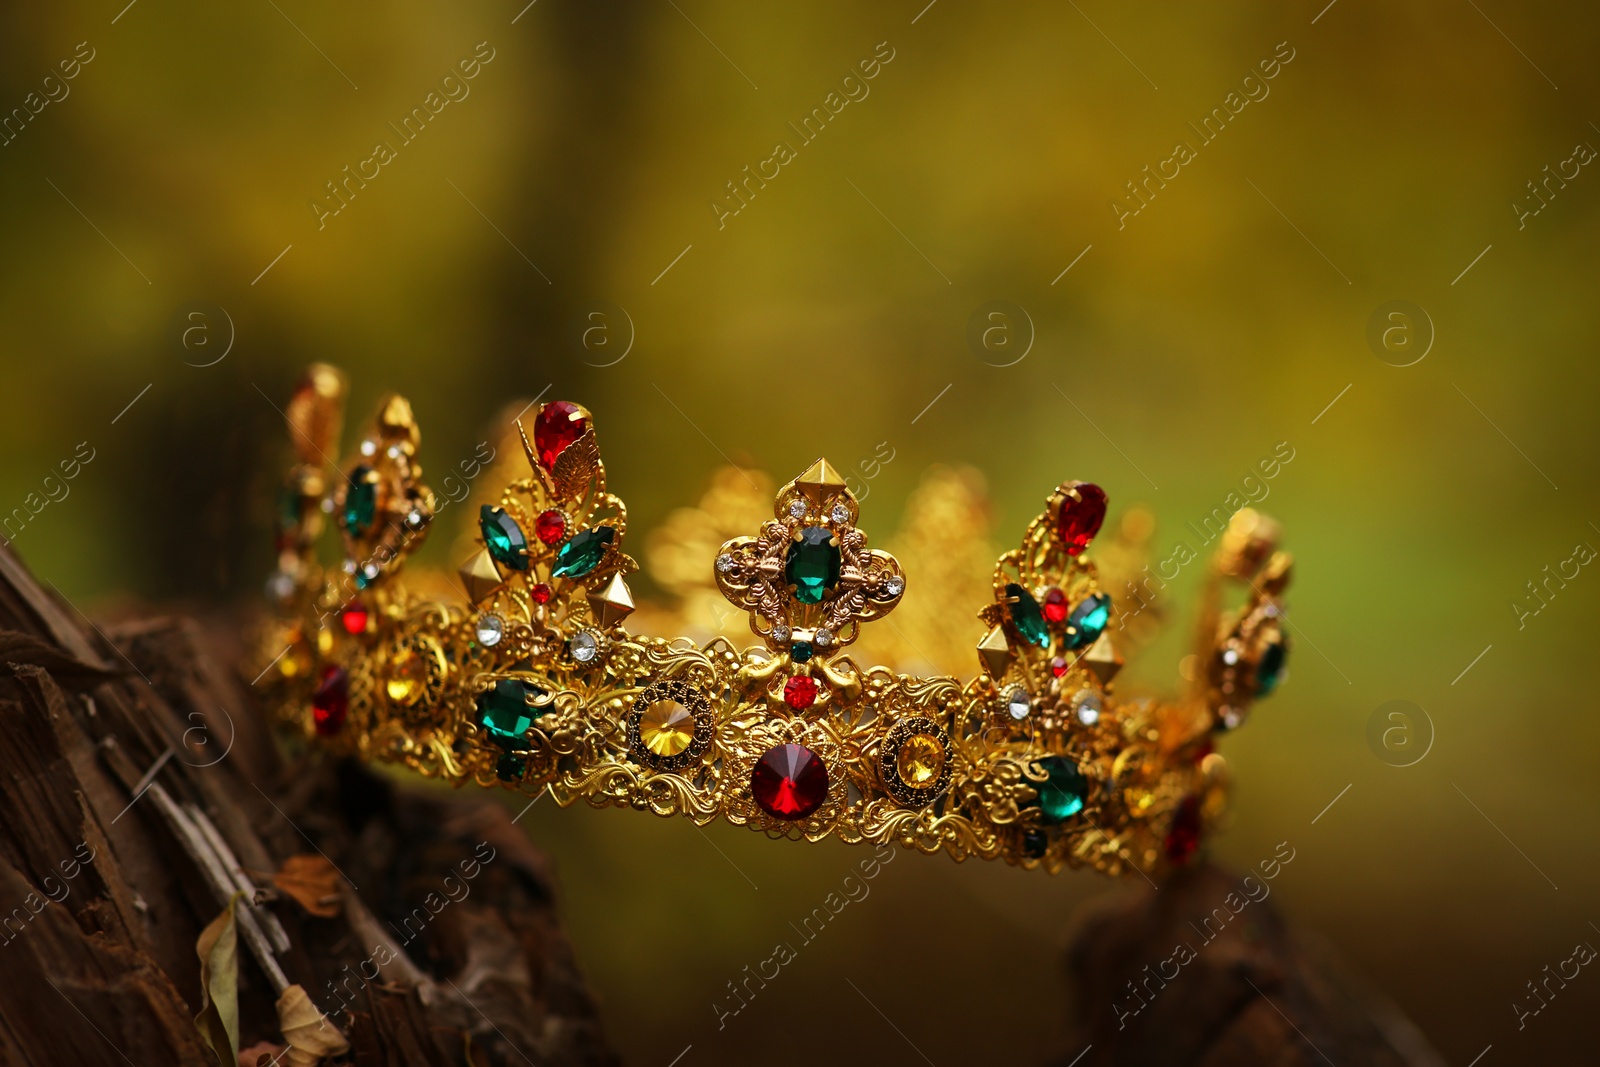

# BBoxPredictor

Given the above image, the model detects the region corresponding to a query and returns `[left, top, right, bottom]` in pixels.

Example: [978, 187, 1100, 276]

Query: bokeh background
[2, 0, 1597, 1062]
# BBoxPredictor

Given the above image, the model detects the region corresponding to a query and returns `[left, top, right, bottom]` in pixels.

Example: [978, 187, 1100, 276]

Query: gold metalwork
[257, 369, 1294, 877]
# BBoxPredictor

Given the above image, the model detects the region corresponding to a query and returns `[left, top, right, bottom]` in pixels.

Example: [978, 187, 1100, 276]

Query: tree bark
[0, 542, 618, 1067]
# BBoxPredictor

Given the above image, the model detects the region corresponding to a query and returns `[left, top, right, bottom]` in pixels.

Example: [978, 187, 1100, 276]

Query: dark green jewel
[785, 526, 841, 605]
[1031, 756, 1089, 823]
[495, 753, 526, 782]
[790, 641, 813, 663]
[1005, 584, 1049, 648]
[1064, 593, 1111, 650]
[342, 466, 377, 534]
[1255, 638, 1287, 696]
[475, 679, 546, 751]
[480, 505, 530, 571]
[552, 526, 615, 578]
[1022, 828, 1050, 858]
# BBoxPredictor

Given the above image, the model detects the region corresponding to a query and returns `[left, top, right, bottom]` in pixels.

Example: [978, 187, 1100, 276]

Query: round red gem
[1050, 656, 1068, 678]
[751, 743, 828, 820]
[783, 676, 819, 710]
[340, 605, 368, 635]
[531, 583, 553, 604]
[533, 401, 588, 470]
[1042, 587, 1069, 623]
[535, 509, 567, 546]
[312, 666, 349, 737]
[1164, 795, 1202, 865]
[1058, 482, 1107, 557]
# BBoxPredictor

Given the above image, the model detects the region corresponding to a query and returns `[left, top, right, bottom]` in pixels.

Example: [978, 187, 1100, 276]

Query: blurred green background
[2, 0, 1597, 1062]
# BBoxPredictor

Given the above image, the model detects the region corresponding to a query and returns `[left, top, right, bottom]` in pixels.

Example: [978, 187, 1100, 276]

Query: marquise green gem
[476, 679, 545, 751]
[552, 526, 616, 578]
[342, 466, 377, 534]
[480, 505, 530, 571]
[785, 526, 841, 605]
[1006, 583, 1049, 648]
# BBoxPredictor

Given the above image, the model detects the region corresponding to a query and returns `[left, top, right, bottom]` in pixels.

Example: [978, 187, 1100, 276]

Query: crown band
[259, 365, 1292, 876]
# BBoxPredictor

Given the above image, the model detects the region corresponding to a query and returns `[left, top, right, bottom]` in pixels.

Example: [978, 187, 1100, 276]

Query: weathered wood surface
[0, 542, 618, 1067]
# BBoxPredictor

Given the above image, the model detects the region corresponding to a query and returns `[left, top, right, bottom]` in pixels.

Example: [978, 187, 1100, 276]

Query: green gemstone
[480, 506, 530, 571]
[495, 753, 526, 782]
[1255, 638, 1287, 696]
[476, 679, 545, 751]
[1032, 756, 1089, 823]
[1006, 584, 1049, 648]
[1064, 593, 1111, 650]
[785, 526, 841, 605]
[276, 486, 300, 529]
[552, 526, 615, 578]
[342, 466, 377, 534]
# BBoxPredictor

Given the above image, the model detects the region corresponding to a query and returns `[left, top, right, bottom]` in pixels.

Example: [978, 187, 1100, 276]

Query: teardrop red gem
[751, 743, 828, 820]
[312, 666, 349, 737]
[1057, 482, 1107, 557]
[533, 401, 587, 470]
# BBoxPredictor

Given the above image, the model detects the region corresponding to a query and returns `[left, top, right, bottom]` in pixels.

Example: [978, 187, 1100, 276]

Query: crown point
[286, 364, 347, 465]
[1082, 632, 1124, 685]
[587, 572, 636, 627]
[976, 624, 1012, 678]
[796, 458, 847, 503]
[458, 547, 506, 604]
[377, 394, 421, 450]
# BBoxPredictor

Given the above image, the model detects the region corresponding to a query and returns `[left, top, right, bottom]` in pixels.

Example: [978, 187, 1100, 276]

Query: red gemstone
[1042, 587, 1069, 623]
[1058, 482, 1107, 557]
[783, 676, 819, 710]
[1192, 739, 1215, 763]
[751, 743, 828, 820]
[1164, 795, 1202, 865]
[312, 666, 349, 737]
[533, 401, 587, 470]
[1050, 656, 1069, 678]
[531, 583, 553, 604]
[340, 605, 368, 635]
[535, 509, 567, 546]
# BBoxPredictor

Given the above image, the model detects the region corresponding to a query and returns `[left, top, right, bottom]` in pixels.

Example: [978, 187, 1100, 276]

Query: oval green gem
[480, 505, 530, 571]
[342, 466, 377, 534]
[476, 679, 545, 751]
[552, 525, 615, 578]
[1255, 638, 1287, 696]
[1032, 756, 1088, 823]
[785, 526, 841, 605]
[1064, 593, 1111, 650]
[1006, 583, 1049, 648]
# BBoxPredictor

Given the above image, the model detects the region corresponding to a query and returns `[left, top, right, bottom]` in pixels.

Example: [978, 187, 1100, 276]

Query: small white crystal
[788, 499, 807, 519]
[360, 440, 376, 456]
[830, 503, 850, 524]
[883, 575, 905, 597]
[1074, 691, 1102, 726]
[1007, 687, 1031, 721]
[814, 627, 833, 649]
[476, 614, 504, 648]
[571, 632, 599, 662]
[715, 553, 735, 573]
[771, 624, 791, 643]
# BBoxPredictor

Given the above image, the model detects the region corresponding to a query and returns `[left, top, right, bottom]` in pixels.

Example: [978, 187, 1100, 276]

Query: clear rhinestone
[361, 562, 380, 579]
[360, 440, 376, 456]
[814, 627, 833, 649]
[1006, 687, 1030, 721]
[715, 553, 735, 574]
[341, 559, 357, 574]
[1219, 705, 1244, 730]
[386, 444, 403, 459]
[883, 575, 905, 597]
[476, 614, 504, 648]
[266, 572, 295, 600]
[788, 499, 807, 519]
[571, 631, 600, 663]
[1073, 690, 1102, 726]
[405, 510, 425, 528]
[1222, 649, 1239, 666]
[830, 503, 850, 525]
[771, 624, 791, 643]
[319, 497, 335, 513]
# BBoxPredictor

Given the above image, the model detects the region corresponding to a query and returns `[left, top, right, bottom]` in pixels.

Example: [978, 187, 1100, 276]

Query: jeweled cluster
[259, 366, 1293, 877]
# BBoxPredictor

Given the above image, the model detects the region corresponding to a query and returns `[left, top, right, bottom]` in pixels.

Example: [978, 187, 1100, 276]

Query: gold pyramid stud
[458, 548, 505, 604]
[587, 572, 636, 627]
[1082, 633, 1123, 685]
[796, 458, 847, 503]
[976, 624, 1011, 679]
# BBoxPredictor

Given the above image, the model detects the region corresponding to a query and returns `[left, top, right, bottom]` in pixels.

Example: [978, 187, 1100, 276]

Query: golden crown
[257, 365, 1292, 877]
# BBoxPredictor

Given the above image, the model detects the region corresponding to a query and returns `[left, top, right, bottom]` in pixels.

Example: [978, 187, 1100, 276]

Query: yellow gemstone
[640, 699, 695, 757]
[896, 733, 944, 787]
[386, 649, 422, 705]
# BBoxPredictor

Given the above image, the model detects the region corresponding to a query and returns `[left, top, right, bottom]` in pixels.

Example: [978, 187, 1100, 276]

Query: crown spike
[796, 458, 848, 502]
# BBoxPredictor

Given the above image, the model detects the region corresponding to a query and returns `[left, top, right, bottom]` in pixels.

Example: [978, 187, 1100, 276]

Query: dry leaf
[276, 984, 350, 1067]
[273, 854, 341, 918]
[195, 890, 245, 1067]
[238, 1041, 287, 1067]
